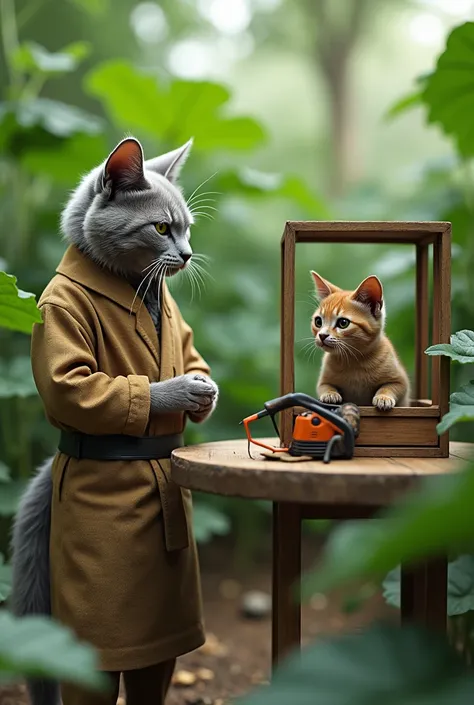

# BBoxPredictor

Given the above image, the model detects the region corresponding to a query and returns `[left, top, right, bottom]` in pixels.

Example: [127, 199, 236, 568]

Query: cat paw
[320, 392, 343, 405]
[373, 394, 395, 411]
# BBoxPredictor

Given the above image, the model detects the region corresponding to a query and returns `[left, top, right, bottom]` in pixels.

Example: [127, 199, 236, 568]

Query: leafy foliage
[437, 382, 474, 434]
[302, 464, 474, 597]
[426, 331, 474, 364]
[0, 611, 107, 690]
[0, 272, 42, 334]
[241, 624, 474, 705]
[423, 22, 474, 158]
[192, 503, 231, 544]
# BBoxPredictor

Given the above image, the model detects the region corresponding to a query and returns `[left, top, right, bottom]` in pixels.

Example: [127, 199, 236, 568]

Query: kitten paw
[320, 392, 343, 405]
[373, 394, 395, 411]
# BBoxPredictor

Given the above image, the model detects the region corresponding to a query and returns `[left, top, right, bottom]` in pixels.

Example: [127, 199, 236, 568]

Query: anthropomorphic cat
[310, 271, 409, 409]
[10, 137, 219, 705]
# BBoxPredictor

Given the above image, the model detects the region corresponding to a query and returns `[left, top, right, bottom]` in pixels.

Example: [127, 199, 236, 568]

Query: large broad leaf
[426, 330, 474, 363]
[0, 610, 107, 690]
[85, 61, 266, 151]
[13, 41, 91, 75]
[218, 168, 331, 217]
[423, 22, 474, 157]
[192, 503, 230, 543]
[240, 624, 474, 705]
[0, 99, 102, 138]
[302, 461, 474, 598]
[437, 381, 474, 434]
[0, 463, 11, 482]
[0, 272, 42, 333]
[0, 556, 12, 602]
[0, 356, 38, 398]
[383, 555, 474, 617]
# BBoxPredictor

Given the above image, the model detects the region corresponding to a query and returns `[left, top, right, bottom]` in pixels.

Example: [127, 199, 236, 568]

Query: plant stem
[0, 0, 23, 97]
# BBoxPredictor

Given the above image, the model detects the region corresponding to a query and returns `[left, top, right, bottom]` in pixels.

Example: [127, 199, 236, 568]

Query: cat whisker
[191, 253, 213, 263]
[130, 262, 161, 316]
[186, 173, 219, 207]
[192, 212, 215, 221]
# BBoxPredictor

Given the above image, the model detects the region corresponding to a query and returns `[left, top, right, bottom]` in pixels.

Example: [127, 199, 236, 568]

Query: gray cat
[10, 137, 218, 705]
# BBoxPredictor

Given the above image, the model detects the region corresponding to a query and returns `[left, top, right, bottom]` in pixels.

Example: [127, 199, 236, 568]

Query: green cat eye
[155, 223, 170, 235]
[314, 315, 323, 328]
[337, 317, 350, 329]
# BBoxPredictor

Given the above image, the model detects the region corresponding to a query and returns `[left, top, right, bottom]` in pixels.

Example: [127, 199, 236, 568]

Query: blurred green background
[1, 0, 474, 560]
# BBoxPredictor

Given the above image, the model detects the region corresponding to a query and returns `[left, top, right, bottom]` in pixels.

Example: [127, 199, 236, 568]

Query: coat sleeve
[175, 306, 211, 378]
[31, 303, 150, 436]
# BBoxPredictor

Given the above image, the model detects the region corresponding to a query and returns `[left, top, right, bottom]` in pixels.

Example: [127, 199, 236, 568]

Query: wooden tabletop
[171, 439, 472, 506]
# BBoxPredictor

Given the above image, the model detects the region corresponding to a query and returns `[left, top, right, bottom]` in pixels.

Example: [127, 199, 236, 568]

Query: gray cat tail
[10, 457, 61, 705]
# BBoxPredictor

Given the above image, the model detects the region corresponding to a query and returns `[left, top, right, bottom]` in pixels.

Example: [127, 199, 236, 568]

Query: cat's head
[310, 272, 385, 355]
[61, 136, 195, 279]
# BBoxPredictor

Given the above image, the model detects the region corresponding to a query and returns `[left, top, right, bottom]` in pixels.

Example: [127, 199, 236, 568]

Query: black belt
[58, 431, 184, 461]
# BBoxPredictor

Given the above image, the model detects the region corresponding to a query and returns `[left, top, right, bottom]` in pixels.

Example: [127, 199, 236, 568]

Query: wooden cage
[280, 221, 451, 458]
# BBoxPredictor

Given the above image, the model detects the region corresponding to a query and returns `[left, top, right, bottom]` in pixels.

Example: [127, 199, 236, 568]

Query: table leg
[272, 502, 301, 668]
[401, 558, 447, 632]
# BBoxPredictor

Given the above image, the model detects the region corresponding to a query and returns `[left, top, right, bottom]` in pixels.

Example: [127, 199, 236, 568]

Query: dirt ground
[0, 533, 395, 705]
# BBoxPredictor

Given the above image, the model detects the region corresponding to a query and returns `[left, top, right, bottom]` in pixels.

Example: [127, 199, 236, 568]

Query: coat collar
[56, 245, 172, 318]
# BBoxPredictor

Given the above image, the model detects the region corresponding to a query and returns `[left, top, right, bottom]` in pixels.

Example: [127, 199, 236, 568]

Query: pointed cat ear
[145, 138, 193, 184]
[352, 275, 384, 317]
[311, 271, 340, 300]
[102, 138, 147, 192]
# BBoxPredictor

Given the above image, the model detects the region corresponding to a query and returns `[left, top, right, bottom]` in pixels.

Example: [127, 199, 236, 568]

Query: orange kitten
[310, 271, 410, 410]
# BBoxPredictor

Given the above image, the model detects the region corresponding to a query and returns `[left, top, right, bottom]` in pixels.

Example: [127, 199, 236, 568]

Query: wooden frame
[280, 221, 452, 458]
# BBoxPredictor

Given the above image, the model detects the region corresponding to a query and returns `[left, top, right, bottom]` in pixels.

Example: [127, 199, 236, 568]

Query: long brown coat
[31, 245, 209, 671]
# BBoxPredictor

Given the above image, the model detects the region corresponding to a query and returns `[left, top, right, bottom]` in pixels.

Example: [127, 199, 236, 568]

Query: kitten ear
[310, 271, 340, 300]
[102, 138, 147, 192]
[145, 138, 193, 184]
[352, 275, 384, 317]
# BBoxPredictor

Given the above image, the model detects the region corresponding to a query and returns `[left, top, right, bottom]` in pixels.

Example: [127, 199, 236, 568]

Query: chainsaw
[240, 393, 360, 464]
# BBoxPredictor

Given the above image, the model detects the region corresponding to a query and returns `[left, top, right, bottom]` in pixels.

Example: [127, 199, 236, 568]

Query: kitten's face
[310, 272, 385, 356]
[61, 137, 196, 279]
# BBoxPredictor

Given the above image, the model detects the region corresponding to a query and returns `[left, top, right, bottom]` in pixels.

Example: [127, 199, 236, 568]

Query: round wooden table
[171, 439, 472, 666]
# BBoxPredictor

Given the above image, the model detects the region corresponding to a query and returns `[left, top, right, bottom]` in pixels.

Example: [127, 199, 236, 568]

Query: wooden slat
[449, 442, 474, 461]
[356, 417, 438, 447]
[272, 503, 301, 666]
[415, 244, 430, 399]
[280, 224, 295, 447]
[296, 232, 429, 244]
[282, 221, 450, 245]
[432, 229, 451, 456]
[354, 447, 444, 458]
[292, 403, 439, 418]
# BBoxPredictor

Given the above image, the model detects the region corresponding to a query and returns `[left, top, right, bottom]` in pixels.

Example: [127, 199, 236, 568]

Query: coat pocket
[150, 459, 189, 552]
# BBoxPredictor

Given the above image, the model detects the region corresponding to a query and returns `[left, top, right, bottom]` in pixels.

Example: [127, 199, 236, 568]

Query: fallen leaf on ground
[172, 670, 197, 687]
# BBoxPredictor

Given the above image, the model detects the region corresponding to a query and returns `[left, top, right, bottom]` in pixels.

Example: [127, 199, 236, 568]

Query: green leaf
[0, 356, 37, 398]
[13, 41, 91, 75]
[0, 272, 42, 333]
[0, 556, 12, 602]
[0, 480, 29, 517]
[383, 555, 474, 617]
[0, 99, 102, 138]
[385, 90, 423, 120]
[423, 21, 474, 157]
[240, 623, 474, 705]
[192, 503, 231, 543]
[302, 461, 474, 597]
[218, 168, 331, 216]
[85, 61, 266, 151]
[0, 610, 107, 690]
[437, 381, 474, 433]
[67, 0, 109, 15]
[426, 330, 474, 363]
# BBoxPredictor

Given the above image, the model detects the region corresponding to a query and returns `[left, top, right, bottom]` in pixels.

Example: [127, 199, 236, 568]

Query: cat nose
[319, 333, 329, 343]
[181, 253, 192, 263]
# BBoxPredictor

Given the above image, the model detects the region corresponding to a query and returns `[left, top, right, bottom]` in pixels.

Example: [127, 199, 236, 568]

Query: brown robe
[31, 245, 209, 671]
